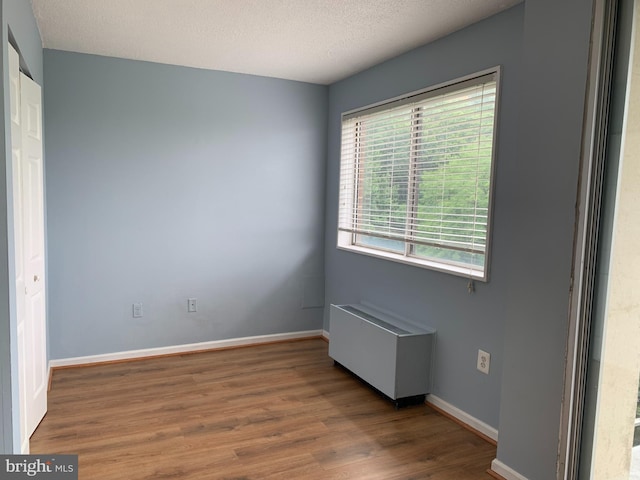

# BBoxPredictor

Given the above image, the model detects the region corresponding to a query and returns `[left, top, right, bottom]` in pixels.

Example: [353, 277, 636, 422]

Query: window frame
[336, 67, 501, 281]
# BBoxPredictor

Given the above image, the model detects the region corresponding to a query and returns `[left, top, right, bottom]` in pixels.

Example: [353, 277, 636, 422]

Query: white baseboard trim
[322, 329, 329, 340]
[426, 394, 499, 442]
[49, 329, 324, 368]
[490, 459, 529, 480]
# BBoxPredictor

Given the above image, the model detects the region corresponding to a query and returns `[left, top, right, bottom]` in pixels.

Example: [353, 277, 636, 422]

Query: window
[337, 69, 499, 280]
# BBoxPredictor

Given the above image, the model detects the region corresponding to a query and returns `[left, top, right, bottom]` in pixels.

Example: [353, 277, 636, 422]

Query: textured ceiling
[32, 0, 521, 85]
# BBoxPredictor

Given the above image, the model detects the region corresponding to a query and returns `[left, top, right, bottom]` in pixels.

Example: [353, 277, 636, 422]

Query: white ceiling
[31, 0, 521, 85]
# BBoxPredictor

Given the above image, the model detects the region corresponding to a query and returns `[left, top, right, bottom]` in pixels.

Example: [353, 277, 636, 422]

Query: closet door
[9, 44, 47, 452]
[20, 69, 47, 440]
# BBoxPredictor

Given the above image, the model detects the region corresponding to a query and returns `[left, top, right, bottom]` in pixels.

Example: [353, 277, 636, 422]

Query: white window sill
[337, 243, 487, 281]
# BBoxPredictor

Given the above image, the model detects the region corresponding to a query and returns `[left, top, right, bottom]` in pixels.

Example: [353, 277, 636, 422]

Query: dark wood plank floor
[31, 338, 496, 479]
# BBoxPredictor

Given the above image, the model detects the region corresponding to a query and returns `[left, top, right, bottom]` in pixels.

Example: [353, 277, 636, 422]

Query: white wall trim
[322, 329, 330, 340]
[490, 459, 529, 480]
[426, 393, 498, 442]
[49, 330, 324, 368]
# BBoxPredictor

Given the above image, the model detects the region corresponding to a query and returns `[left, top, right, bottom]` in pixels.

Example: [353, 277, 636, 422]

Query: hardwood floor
[31, 339, 496, 479]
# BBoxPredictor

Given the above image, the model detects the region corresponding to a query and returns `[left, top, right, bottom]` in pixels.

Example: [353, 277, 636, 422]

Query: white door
[21, 69, 47, 440]
[9, 44, 28, 454]
[9, 44, 47, 452]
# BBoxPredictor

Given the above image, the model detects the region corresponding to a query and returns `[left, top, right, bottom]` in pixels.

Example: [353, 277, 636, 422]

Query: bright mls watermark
[1, 455, 77, 479]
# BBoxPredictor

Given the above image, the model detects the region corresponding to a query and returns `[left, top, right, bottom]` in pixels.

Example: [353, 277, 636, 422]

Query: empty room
[2, 0, 639, 479]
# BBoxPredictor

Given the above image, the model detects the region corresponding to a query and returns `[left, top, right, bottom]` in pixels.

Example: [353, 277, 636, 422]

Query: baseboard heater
[328, 303, 435, 407]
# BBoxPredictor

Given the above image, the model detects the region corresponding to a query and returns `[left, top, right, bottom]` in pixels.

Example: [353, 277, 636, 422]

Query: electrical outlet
[133, 303, 143, 318]
[477, 349, 490, 374]
[188, 298, 197, 313]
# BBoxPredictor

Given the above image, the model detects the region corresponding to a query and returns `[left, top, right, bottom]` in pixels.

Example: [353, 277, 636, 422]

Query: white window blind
[338, 70, 499, 279]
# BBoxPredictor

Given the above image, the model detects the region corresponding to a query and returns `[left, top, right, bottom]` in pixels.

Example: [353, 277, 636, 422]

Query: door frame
[558, 0, 624, 477]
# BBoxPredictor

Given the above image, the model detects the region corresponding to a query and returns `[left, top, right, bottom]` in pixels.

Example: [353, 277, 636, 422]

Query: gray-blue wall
[324, 1, 595, 478]
[325, 3, 523, 434]
[497, 0, 594, 478]
[43, 50, 327, 359]
[0, 0, 44, 454]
